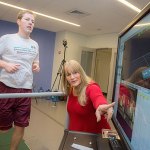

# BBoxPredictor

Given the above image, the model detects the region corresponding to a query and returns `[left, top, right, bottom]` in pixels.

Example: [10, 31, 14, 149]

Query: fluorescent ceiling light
[135, 23, 150, 27]
[0, 1, 80, 27]
[117, 0, 141, 13]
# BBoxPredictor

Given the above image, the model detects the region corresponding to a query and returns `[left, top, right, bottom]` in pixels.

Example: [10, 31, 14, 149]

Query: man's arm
[0, 60, 20, 73]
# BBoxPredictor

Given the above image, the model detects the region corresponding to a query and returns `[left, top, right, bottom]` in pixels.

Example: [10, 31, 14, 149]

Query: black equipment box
[59, 129, 116, 150]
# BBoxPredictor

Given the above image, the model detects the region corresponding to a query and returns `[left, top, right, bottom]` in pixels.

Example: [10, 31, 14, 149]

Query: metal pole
[0, 92, 65, 99]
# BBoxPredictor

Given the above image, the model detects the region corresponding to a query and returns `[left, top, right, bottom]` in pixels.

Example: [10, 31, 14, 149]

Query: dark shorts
[0, 82, 32, 130]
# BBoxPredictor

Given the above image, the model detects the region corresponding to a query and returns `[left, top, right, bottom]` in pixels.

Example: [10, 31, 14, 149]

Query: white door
[94, 48, 112, 94]
[81, 48, 96, 78]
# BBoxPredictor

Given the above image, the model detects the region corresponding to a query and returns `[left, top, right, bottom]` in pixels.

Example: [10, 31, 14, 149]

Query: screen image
[117, 84, 137, 140]
[113, 3, 150, 150]
[122, 30, 150, 89]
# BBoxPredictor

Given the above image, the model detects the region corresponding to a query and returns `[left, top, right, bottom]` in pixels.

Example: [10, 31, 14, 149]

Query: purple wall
[0, 20, 56, 91]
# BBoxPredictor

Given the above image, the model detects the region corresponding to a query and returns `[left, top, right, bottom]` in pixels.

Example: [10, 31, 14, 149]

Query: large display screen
[113, 3, 150, 150]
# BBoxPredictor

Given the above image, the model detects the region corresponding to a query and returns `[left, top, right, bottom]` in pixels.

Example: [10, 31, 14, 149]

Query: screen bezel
[112, 2, 150, 150]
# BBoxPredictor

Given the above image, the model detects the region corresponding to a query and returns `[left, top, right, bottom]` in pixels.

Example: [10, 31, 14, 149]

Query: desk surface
[59, 130, 114, 150]
[97, 136, 112, 150]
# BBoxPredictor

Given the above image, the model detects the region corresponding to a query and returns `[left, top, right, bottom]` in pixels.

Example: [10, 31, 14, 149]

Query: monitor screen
[112, 3, 150, 150]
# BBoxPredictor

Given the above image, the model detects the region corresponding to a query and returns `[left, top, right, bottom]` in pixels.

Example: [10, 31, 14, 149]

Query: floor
[23, 98, 116, 150]
[24, 99, 67, 150]
[0, 128, 29, 150]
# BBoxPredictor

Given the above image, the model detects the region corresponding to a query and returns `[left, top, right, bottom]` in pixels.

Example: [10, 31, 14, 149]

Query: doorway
[81, 49, 96, 78]
[94, 48, 112, 95]
[81, 48, 112, 97]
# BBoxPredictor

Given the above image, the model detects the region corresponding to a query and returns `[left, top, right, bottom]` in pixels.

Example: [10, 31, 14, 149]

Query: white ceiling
[0, 0, 150, 36]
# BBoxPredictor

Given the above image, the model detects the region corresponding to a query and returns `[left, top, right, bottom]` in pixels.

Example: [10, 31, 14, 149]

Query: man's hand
[32, 62, 40, 72]
[95, 102, 115, 122]
[2, 61, 20, 73]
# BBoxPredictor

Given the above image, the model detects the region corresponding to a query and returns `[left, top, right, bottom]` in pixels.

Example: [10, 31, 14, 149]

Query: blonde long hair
[61, 60, 92, 105]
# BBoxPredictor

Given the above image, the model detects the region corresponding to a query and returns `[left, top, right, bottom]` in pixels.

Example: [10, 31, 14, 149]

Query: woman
[61, 60, 115, 134]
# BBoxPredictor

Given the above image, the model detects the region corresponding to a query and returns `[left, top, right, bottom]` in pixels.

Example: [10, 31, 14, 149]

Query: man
[0, 10, 40, 150]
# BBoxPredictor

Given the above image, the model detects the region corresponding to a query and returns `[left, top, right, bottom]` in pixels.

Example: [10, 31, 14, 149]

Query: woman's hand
[95, 102, 115, 122]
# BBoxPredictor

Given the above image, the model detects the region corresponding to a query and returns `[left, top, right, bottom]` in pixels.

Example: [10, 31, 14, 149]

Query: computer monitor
[112, 2, 150, 150]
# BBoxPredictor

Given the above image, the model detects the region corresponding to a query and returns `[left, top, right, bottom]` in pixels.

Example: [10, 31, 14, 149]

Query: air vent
[66, 9, 90, 18]
[70, 10, 85, 15]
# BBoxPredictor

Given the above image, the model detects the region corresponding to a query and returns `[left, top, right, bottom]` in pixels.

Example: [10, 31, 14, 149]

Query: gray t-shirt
[0, 33, 39, 89]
